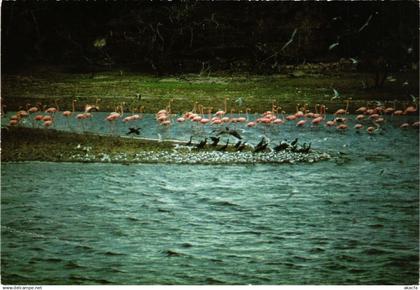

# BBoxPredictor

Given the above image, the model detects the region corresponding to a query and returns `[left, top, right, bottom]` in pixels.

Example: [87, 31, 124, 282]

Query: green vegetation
[2, 69, 418, 113]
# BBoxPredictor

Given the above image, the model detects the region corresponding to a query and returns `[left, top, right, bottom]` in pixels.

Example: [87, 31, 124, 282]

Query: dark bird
[254, 137, 269, 153]
[234, 140, 242, 149]
[290, 138, 298, 146]
[186, 136, 193, 146]
[210, 136, 220, 146]
[300, 142, 311, 154]
[127, 127, 141, 135]
[256, 136, 266, 148]
[196, 138, 207, 149]
[217, 139, 229, 151]
[254, 142, 268, 153]
[237, 142, 246, 152]
[215, 127, 242, 139]
[274, 140, 290, 152]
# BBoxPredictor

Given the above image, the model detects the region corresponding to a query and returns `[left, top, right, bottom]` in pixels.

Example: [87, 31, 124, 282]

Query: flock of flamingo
[3, 96, 419, 135]
[156, 98, 419, 134]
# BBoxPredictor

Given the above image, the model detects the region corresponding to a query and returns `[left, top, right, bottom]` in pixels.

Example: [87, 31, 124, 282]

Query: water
[1, 112, 419, 284]
[3, 111, 419, 146]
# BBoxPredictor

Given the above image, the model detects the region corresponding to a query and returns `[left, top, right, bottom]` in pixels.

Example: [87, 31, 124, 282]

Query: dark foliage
[2, 1, 418, 74]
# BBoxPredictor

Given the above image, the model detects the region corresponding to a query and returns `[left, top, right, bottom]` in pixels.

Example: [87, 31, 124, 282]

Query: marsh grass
[3, 70, 418, 113]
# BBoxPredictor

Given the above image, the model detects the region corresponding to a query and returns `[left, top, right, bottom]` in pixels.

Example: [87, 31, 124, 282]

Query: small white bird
[329, 42, 339, 50]
[235, 97, 244, 107]
[349, 58, 359, 64]
[330, 88, 341, 100]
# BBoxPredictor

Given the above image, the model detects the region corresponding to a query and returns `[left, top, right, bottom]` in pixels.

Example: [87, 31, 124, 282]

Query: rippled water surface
[1, 112, 419, 284]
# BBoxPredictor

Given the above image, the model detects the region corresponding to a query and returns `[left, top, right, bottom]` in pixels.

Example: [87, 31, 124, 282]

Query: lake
[1, 112, 419, 284]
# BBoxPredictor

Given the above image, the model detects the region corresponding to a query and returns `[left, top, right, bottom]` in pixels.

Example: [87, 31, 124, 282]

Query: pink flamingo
[45, 99, 59, 114]
[9, 119, 19, 126]
[294, 104, 305, 118]
[312, 105, 325, 127]
[27, 105, 38, 114]
[85, 98, 101, 113]
[367, 122, 380, 134]
[247, 120, 257, 127]
[286, 110, 297, 121]
[237, 108, 248, 123]
[62, 99, 76, 129]
[34, 114, 44, 127]
[355, 106, 367, 114]
[76, 113, 88, 131]
[27, 105, 39, 127]
[336, 124, 348, 131]
[104, 104, 124, 134]
[296, 119, 306, 127]
[9, 113, 21, 126]
[375, 117, 385, 124]
[312, 104, 321, 118]
[16, 110, 29, 126]
[42, 115, 52, 122]
[404, 104, 417, 115]
[335, 99, 350, 115]
[356, 114, 365, 121]
[384, 107, 395, 114]
[199, 106, 211, 125]
[44, 120, 53, 128]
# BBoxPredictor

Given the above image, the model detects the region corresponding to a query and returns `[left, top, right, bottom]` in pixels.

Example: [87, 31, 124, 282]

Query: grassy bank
[2, 67, 418, 113]
[1, 127, 175, 163]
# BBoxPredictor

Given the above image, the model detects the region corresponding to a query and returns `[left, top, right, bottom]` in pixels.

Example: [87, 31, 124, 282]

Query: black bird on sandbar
[254, 141, 268, 153]
[290, 138, 298, 146]
[299, 142, 311, 154]
[255, 136, 266, 148]
[234, 140, 242, 149]
[237, 142, 247, 152]
[186, 136, 193, 146]
[196, 138, 207, 149]
[127, 127, 141, 135]
[210, 136, 220, 146]
[274, 140, 290, 152]
[218, 139, 229, 151]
